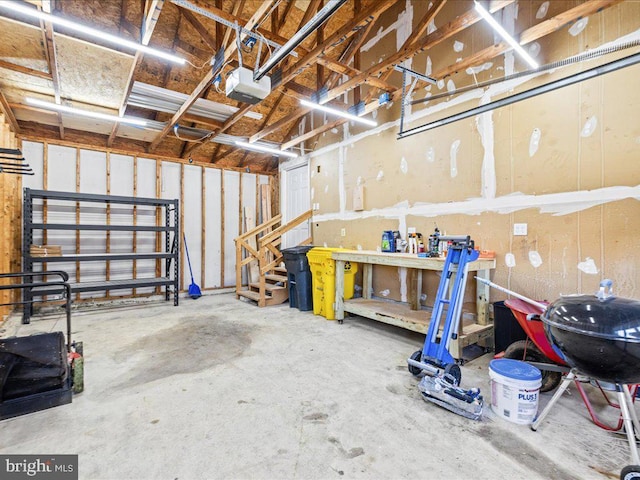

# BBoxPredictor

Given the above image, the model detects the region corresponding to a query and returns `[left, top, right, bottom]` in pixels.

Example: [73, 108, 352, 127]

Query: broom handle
[474, 276, 548, 311]
[183, 234, 195, 282]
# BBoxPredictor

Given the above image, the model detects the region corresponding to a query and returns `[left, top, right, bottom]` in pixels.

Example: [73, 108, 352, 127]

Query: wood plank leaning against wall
[0, 113, 22, 319]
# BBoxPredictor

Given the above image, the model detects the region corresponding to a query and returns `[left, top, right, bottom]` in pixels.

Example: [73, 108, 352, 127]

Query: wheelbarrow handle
[474, 276, 548, 311]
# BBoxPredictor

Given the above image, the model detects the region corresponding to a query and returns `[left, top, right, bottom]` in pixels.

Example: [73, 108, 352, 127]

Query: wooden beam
[248, 0, 362, 146]
[141, 0, 164, 45]
[364, 0, 447, 104]
[300, 0, 323, 28]
[325, 0, 512, 105]
[221, 0, 245, 51]
[187, 0, 297, 56]
[41, 16, 64, 139]
[326, 19, 375, 88]
[181, 102, 254, 158]
[525, 0, 621, 45]
[436, 0, 623, 80]
[212, 92, 287, 164]
[271, 2, 278, 33]
[0, 91, 20, 134]
[179, 6, 217, 52]
[281, 117, 342, 151]
[174, 37, 211, 59]
[316, 57, 396, 91]
[215, 0, 223, 50]
[280, 87, 404, 151]
[148, 1, 276, 152]
[353, 0, 361, 104]
[0, 60, 52, 80]
[248, 5, 379, 145]
[317, 23, 324, 91]
[182, 113, 223, 130]
[108, 0, 165, 145]
[280, 0, 604, 156]
[274, 0, 398, 90]
[277, 0, 295, 31]
[121, 18, 141, 41]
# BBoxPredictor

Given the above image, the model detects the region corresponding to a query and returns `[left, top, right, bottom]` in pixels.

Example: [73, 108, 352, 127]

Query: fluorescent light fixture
[235, 141, 298, 159]
[26, 98, 148, 126]
[0, 1, 185, 65]
[474, 1, 539, 69]
[300, 99, 377, 127]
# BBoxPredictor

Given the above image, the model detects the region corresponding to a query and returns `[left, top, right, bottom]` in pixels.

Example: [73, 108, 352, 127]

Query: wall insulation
[18, 140, 275, 304]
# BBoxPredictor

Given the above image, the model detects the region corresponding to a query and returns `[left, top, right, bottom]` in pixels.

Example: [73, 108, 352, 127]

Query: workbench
[331, 250, 496, 359]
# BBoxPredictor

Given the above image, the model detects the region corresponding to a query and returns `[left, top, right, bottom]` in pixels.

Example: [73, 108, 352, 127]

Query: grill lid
[542, 280, 640, 343]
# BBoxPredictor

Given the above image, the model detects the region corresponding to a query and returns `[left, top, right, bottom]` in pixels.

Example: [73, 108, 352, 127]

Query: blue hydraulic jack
[406, 235, 484, 420]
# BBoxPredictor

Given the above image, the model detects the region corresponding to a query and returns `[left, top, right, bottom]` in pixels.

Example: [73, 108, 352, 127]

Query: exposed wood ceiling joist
[433, 0, 624, 80]
[179, 6, 216, 51]
[0, 60, 52, 80]
[321, 0, 513, 106]
[281, 0, 625, 154]
[108, 0, 165, 146]
[188, 0, 327, 162]
[247, 1, 393, 146]
[0, 90, 20, 134]
[147, 0, 276, 152]
[1, 0, 633, 174]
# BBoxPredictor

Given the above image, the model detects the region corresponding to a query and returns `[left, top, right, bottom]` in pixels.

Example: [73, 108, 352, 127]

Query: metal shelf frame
[22, 188, 179, 322]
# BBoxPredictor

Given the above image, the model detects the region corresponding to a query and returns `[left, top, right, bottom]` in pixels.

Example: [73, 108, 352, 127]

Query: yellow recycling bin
[306, 247, 358, 320]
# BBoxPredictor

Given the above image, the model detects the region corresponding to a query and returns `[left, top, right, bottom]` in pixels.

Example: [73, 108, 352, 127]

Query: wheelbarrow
[477, 277, 638, 432]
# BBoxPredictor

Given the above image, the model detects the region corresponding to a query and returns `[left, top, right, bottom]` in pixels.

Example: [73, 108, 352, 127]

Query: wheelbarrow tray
[504, 298, 566, 365]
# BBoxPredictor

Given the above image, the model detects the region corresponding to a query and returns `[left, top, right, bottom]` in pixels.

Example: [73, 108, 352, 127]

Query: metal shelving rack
[22, 188, 179, 322]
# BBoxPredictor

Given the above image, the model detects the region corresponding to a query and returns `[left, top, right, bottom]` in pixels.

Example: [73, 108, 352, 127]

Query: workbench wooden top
[330, 249, 496, 271]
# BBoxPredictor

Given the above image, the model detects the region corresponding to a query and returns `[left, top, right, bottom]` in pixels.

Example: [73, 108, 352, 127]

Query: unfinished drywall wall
[309, 2, 640, 309]
[15, 139, 275, 305]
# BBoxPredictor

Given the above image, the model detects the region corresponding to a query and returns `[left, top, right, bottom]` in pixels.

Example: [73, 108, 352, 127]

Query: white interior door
[282, 163, 310, 248]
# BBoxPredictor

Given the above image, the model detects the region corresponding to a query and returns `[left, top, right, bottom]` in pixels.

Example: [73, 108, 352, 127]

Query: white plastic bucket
[489, 359, 542, 425]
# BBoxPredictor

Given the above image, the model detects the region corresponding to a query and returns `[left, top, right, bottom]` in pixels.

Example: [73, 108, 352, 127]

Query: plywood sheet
[55, 34, 134, 109]
[0, 18, 47, 71]
[204, 168, 222, 289]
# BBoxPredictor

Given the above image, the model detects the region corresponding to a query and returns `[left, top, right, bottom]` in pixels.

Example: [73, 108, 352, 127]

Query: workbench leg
[335, 260, 345, 322]
[407, 268, 422, 310]
[475, 268, 490, 326]
[362, 263, 372, 300]
[475, 268, 492, 350]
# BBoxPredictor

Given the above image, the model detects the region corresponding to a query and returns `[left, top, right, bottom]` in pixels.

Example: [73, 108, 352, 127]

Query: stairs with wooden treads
[234, 210, 312, 308]
[237, 266, 289, 306]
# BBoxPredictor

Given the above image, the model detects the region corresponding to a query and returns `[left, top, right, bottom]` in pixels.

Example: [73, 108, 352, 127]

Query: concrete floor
[0, 293, 635, 479]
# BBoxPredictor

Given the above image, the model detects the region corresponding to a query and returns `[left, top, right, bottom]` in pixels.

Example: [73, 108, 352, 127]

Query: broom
[183, 233, 202, 299]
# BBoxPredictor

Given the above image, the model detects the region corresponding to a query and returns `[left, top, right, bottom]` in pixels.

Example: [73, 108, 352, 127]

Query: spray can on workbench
[381, 230, 394, 252]
[428, 226, 440, 257]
